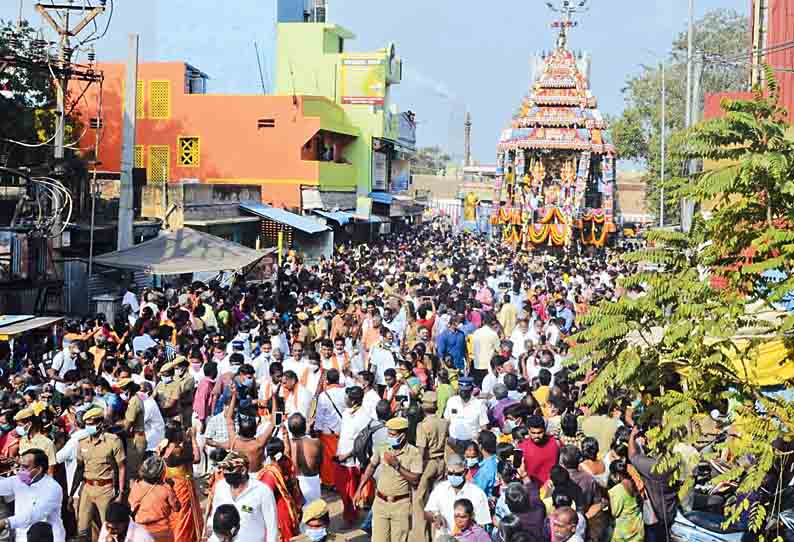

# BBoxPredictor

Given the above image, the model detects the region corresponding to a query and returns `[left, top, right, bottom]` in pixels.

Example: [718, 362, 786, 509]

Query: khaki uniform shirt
[76, 432, 125, 481]
[416, 415, 449, 460]
[154, 381, 181, 418]
[371, 444, 422, 497]
[19, 433, 57, 466]
[177, 372, 195, 416]
[124, 395, 146, 433]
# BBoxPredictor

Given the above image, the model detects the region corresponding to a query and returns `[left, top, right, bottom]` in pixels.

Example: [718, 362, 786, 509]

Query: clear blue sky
[5, 0, 749, 163]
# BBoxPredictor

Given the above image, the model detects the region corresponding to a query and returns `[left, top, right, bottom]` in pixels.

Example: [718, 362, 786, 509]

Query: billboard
[341, 55, 387, 105]
[390, 159, 411, 193]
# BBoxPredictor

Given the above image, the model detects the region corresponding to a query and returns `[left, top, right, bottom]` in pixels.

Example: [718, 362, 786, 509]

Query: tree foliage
[611, 8, 750, 224]
[575, 71, 794, 538]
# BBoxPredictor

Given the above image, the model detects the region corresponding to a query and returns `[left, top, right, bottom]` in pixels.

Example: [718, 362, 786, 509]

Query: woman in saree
[158, 420, 203, 542]
[257, 438, 304, 541]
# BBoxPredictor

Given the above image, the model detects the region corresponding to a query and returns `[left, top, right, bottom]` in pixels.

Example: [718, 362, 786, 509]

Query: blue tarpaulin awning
[240, 203, 330, 234]
[369, 192, 394, 205]
[312, 210, 354, 226]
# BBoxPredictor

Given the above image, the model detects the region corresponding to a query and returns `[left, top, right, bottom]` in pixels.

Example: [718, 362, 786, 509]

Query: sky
[4, 0, 749, 164]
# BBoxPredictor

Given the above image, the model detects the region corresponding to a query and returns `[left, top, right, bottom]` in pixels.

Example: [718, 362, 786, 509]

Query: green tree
[575, 71, 794, 539]
[611, 8, 750, 223]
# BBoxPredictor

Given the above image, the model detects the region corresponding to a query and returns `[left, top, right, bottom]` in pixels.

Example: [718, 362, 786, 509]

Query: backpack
[353, 420, 384, 467]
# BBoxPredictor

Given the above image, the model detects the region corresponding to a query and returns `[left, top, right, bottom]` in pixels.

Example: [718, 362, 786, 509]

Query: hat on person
[219, 451, 249, 472]
[459, 377, 475, 390]
[385, 417, 409, 431]
[421, 391, 437, 407]
[83, 407, 104, 422]
[311, 306, 321, 315]
[116, 378, 134, 389]
[172, 355, 188, 366]
[13, 408, 34, 422]
[232, 340, 245, 351]
[302, 499, 330, 523]
[297, 312, 309, 322]
[159, 361, 176, 375]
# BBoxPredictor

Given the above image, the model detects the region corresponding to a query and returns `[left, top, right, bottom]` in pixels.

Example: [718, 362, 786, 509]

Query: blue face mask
[85, 425, 98, 436]
[305, 527, 327, 542]
[387, 436, 403, 449]
[448, 474, 465, 488]
[466, 457, 479, 468]
[243, 377, 254, 388]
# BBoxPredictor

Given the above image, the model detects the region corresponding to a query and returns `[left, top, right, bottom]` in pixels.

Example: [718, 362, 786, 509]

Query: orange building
[79, 62, 361, 210]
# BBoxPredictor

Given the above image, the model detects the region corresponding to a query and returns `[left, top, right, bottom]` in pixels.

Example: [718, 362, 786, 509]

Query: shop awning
[240, 203, 330, 234]
[0, 316, 63, 340]
[91, 228, 267, 275]
[313, 210, 355, 226]
[369, 192, 394, 205]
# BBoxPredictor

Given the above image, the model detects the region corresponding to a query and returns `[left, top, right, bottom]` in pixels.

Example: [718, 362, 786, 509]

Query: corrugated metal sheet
[240, 203, 330, 234]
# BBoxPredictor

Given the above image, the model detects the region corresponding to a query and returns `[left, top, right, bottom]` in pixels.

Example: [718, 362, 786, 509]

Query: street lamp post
[660, 61, 666, 228]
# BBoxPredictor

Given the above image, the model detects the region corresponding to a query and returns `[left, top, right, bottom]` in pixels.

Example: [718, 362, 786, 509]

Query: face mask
[162, 376, 173, 384]
[504, 420, 517, 432]
[85, 424, 99, 436]
[0, 424, 10, 433]
[214, 352, 224, 361]
[15, 426, 27, 437]
[242, 377, 254, 388]
[466, 457, 479, 468]
[448, 474, 465, 488]
[18, 469, 35, 486]
[137, 392, 149, 401]
[305, 527, 327, 542]
[224, 471, 246, 487]
[120, 392, 129, 401]
[191, 362, 202, 370]
[231, 365, 241, 374]
[387, 436, 403, 449]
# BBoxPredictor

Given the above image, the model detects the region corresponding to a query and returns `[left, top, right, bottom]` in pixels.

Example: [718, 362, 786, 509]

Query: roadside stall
[0, 315, 64, 372]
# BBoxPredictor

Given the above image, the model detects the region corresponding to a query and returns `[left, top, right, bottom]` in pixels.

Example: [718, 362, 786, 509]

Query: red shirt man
[518, 414, 560, 485]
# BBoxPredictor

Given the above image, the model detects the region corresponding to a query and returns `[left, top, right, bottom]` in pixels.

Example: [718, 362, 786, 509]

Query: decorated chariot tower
[491, 0, 617, 249]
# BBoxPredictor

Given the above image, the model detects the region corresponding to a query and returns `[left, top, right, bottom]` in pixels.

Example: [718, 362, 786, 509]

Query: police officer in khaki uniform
[71, 406, 126, 542]
[117, 378, 147, 481]
[413, 392, 449, 542]
[292, 499, 347, 542]
[355, 417, 422, 542]
[154, 361, 181, 424]
[172, 356, 195, 429]
[14, 408, 57, 475]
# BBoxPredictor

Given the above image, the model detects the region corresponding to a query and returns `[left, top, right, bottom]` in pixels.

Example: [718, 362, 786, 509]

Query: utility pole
[685, 0, 694, 129]
[118, 34, 139, 251]
[659, 62, 666, 228]
[35, 2, 105, 161]
[35, 2, 105, 245]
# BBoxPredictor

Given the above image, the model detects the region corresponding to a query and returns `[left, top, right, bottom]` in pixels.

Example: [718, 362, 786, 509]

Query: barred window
[149, 80, 171, 120]
[148, 145, 170, 183]
[134, 145, 144, 168]
[136, 80, 145, 119]
[177, 136, 200, 167]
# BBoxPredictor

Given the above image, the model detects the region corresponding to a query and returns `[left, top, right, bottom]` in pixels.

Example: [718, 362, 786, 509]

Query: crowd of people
[0, 223, 688, 542]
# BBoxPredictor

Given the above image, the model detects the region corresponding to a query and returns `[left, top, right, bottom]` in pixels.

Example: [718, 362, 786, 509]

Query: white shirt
[282, 358, 312, 385]
[252, 352, 273, 383]
[123, 290, 140, 313]
[443, 395, 488, 441]
[338, 406, 372, 467]
[0, 474, 65, 542]
[510, 327, 532, 359]
[189, 365, 205, 385]
[368, 344, 395, 386]
[209, 477, 277, 542]
[363, 388, 381, 421]
[480, 372, 504, 397]
[143, 395, 166, 451]
[56, 428, 89, 494]
[425, 480, 492, 529]
[471, 325, 500, 371]
[132, 334, 157, 355]
[51, 348, 75, 379]
[314, 385, 347, 434]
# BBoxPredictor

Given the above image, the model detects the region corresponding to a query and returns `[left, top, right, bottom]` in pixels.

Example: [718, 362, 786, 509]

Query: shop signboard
[390, 159, 411, 193]
[397, 112, 417, 151]
[372, 151, 388, 191]
[341, 54, 387, 105]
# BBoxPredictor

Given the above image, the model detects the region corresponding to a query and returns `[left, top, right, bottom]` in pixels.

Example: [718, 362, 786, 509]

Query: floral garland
[581, 209, 606, 223]
[580, 221, 609, 247]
